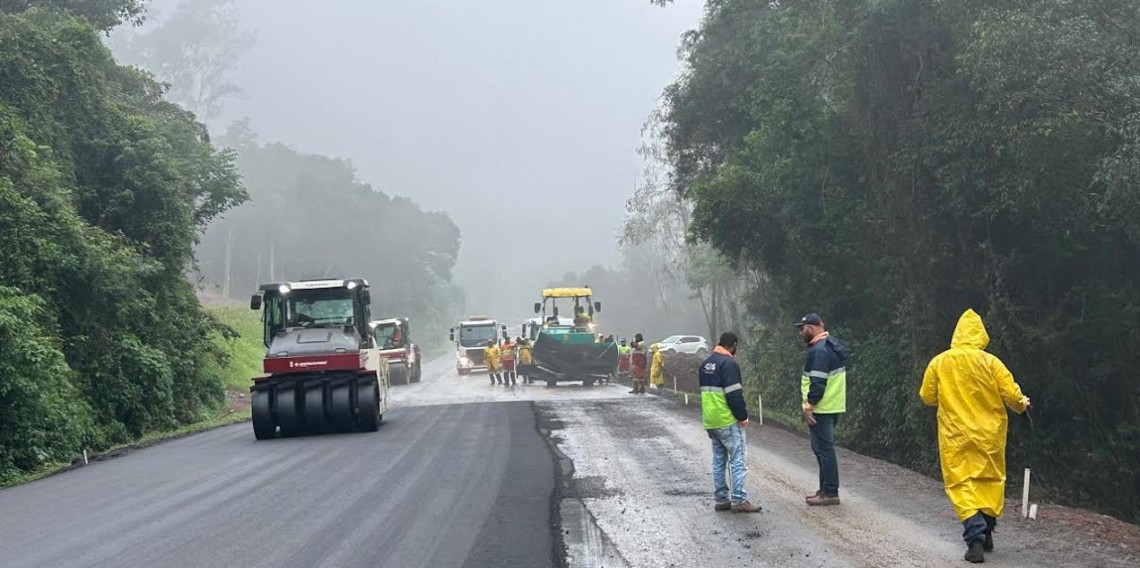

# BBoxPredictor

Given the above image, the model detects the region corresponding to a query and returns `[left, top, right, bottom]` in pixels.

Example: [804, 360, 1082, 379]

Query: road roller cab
[248, 278, 390, 439]
[371, 317, 421, 385]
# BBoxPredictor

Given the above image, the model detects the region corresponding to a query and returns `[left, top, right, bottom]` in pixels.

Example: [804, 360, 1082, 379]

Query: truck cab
[450, 316, 506, 375]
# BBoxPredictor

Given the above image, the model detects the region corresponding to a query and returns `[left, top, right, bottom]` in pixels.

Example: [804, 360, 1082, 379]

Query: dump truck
[248, 278, 390, 439]
[371, 317, 421, 385]
[529, 287, 618, 387]
[450, 316, 507, 375]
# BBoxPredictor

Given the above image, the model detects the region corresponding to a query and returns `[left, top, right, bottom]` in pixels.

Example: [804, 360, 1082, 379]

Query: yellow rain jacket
[649, 344, 665, 386]
[484, 344, 501, 373]
[518, 344, 533, 366]
[920, 310, 1030, 521]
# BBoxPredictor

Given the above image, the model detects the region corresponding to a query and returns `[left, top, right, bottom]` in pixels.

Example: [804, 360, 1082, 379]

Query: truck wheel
[251, 390, 275, 440]
[304, 385, 328, 434]
[330, 383, 355, 432]
[276, 387, 301, 437]
[546, 380, 556, 388]
[583, 379, 595, 387]
[357, 380, 380, 432]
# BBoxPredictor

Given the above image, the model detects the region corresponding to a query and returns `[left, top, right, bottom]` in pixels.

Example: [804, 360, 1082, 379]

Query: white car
[657, 335, 710, 356]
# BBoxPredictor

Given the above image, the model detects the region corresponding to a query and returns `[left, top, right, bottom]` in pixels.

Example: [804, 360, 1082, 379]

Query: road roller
[248, 278, 389, 439]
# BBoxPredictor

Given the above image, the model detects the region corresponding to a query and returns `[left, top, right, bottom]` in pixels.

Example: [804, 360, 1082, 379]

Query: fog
[209, 0, 704, 319]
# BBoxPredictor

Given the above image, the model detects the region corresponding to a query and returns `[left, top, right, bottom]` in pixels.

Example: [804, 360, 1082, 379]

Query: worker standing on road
[650, 343, 665, 389]
[701, 332, 761, 513]
[617, 339, 631, 380]
[795, 313, 848, 507]
[500, 337, 517, 387]
[920, 309, 1031, 564]
[484, 340, 502, 386]
[517, 337, 533, 384]
[630, 333, 648, 394]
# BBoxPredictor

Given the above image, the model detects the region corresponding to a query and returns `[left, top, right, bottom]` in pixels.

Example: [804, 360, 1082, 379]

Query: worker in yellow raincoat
[920, 309, 1031, 564]
[649, 343, 665, 388]
[517, 338, 534, 384]
[484, 341, 502, 386]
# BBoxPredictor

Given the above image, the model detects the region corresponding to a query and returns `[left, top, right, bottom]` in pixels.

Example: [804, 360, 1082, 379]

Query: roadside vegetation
[0, 3, 245, 485]
[644, 0, 1140, 523]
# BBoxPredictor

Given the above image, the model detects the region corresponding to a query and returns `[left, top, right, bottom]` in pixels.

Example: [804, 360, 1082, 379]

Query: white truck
[449, 316, 507, 375]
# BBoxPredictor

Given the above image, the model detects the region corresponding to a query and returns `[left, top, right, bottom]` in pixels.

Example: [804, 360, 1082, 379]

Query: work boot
[806, 493, 841, 506]
[964, 540, 985, 563]
[984, 532, 994, 552]
[731, 500, 762, 513]
[805, 490, 821, 500]
[714, 501, 732, 512]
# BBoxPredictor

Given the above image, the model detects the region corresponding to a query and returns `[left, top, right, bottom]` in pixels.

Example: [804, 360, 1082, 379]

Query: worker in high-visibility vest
[500, 338, 517, 387]
[517, 338, 534, 384]
[484, 341, 502, 385]
[617, 339, 632, 379]
[630, 333, 648, 394]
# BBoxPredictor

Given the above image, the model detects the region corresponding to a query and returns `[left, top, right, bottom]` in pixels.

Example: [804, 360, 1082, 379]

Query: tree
[658, 0, 1140, 521]
[1, 9, 244, 478]
[0, 0, 145, 31]
[195, 129, 462, 352]
[110, 0, 254, 123]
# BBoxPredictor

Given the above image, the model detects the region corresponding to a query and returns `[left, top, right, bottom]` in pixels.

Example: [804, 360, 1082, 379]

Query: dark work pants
[809, 413, 840, 495]
[962, 512, 997, 544]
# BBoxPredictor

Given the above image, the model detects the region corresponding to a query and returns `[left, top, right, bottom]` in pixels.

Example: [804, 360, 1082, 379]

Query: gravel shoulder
[539, 393, 1140, 568]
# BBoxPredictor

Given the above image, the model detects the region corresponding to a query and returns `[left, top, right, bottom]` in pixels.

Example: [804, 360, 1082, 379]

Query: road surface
[1, 354, 1136, 567]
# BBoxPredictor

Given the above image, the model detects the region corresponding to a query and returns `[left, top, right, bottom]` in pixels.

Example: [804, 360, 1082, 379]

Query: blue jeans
[708, 423, 748, 504]
[962, 512, 997, 544]
[810, 413, 840, 496]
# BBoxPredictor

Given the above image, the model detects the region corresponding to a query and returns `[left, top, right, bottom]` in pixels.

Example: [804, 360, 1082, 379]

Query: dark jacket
[802, 335, 849, 412]
[700, 349, 748, 428]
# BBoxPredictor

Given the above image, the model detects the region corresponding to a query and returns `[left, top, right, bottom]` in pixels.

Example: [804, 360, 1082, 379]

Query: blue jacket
[699, 350, 748, 429]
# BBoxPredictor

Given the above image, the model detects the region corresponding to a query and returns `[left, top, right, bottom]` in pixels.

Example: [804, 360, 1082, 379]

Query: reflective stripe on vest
[801, 367, 847, 413]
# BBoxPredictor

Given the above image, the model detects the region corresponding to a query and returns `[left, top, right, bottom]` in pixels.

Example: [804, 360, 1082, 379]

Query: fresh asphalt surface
[0, 356, 557, 568]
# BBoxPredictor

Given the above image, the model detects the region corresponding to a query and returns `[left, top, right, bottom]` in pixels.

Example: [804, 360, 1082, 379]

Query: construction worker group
[484, 335, 533, 387]
[697, 311, 1030, 565]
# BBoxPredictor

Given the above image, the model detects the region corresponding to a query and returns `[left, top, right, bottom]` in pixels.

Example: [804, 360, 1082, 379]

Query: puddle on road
[561, 498, 629, 568]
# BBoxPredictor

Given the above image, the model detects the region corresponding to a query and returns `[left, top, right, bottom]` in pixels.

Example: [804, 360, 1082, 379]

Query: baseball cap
[794, 313, 823, 328]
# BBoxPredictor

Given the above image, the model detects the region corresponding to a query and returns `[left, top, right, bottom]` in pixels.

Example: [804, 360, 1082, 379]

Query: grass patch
[206, 304, 264, 390]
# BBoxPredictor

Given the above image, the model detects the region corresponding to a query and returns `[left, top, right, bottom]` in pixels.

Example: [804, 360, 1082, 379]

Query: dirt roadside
[539, 394, 1139, 568]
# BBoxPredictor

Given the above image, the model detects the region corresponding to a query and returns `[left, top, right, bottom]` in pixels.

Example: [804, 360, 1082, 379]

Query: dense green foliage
[0, 0, 145, 31]
[196, 123, 462, 351]
[0, 8, 244, 481]
[661, 0, 1140, 520]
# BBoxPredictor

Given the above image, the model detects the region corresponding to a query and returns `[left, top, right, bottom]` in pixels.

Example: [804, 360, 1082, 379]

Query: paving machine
[529, 287, 618, 387]
[371, 317, 421, 385]
[248, 278, 389, 439]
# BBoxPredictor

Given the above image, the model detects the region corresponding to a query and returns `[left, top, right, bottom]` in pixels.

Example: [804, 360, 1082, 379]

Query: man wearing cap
[796, 313, 849, 506]
[700, 332, 761, 513]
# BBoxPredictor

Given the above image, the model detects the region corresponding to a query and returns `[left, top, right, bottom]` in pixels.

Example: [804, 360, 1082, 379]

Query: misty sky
[212, 0, 704, 314]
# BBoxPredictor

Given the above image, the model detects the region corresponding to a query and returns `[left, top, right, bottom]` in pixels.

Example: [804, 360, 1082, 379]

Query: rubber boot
[964, 541, 985, 564]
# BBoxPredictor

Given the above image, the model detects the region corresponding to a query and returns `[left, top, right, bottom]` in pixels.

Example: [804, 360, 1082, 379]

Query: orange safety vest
[500, 343, 516, 362]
